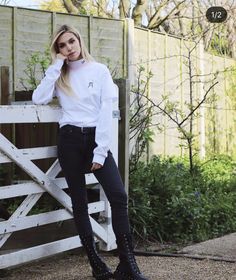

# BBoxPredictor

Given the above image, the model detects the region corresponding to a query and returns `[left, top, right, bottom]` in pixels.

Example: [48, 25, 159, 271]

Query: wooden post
[125, 18, 135, 84]
[115, 79, 130, 195]
[1, 67, 10, 105]
[0, 66, 13, 186]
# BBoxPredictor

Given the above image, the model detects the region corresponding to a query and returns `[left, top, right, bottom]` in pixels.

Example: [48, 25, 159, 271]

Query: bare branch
[179, 80, 219, 126]
[148, 0, 186, 30]
[62, 0, 79, 13]
[119, 0, 130, 18]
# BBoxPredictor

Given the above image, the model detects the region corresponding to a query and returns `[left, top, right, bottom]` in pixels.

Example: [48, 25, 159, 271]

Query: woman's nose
[67, 45, 72, 51]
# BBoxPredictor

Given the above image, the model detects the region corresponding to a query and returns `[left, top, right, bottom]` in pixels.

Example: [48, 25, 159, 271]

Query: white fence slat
[0, 151, 10, 163]
[0, 195, 41, 248]
[0, 201, 105, 235]
[0, 105, 62, 124]
[99, 186, 116, 251]
[46, 159, 62, 179]
[0, 236, 82, 269]
[0, 178, 66, 199]
[0, 133, 73, 213]
[85, 173, 98, 185]
[0, 146, 56, 164]
[0, 176, 97, 199]
[20, 146, 58, 160]
[0, 158, 62, 247]
[0, 181, 42, 199]
[90, 218, 108, 242]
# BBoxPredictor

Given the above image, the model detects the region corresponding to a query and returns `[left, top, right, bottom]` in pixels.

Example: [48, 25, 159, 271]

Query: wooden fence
[0, 5, 236, 158]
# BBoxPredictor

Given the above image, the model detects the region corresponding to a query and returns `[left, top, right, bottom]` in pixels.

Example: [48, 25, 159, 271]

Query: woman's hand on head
[56, 53, 68, 61]
[91, 162, 103, 171]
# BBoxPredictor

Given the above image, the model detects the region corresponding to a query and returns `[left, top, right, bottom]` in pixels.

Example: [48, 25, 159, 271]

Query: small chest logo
[88, 82, 93, 88]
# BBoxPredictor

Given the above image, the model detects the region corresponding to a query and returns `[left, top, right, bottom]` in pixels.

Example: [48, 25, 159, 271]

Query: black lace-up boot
[114, 233, 149, 280]
[80, 235, 114, 280]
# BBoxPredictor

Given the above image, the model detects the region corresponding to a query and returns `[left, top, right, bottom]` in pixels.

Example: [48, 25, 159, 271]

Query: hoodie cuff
[92, 153, 106, 166]
[53, 58, 64, 68]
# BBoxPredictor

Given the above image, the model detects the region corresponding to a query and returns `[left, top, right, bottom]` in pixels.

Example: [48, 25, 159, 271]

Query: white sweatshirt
[32, 58, 117, 166]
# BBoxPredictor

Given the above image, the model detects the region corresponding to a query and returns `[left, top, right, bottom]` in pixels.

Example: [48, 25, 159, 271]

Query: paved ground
[1, 233, 236, 280]
[179, 232, 236, 262]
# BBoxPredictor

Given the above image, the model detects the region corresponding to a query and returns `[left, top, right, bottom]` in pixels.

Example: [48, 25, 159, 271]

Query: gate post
[116, 79, 130, 195]
[0, 66, 13, 186]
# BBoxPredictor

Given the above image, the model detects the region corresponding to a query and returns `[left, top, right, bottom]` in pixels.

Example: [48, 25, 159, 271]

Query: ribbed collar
[68, 58, 86, 69]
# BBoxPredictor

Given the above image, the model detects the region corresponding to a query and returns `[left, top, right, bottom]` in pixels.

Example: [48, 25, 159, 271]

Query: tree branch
[179, 80, 219, 126]
[62, 0, 79, 13]
[148, 0, 186, 30]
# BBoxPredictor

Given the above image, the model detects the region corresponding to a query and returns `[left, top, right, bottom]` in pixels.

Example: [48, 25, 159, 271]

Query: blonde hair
[50, 25, 94, 95]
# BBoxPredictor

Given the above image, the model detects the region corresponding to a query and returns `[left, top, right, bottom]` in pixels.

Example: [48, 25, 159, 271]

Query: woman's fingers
[91, 163, 102, 171]
[56, 53, 67, 60]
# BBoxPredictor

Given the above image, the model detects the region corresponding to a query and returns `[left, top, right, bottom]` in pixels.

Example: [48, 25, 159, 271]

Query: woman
[32, 24, 148, 280]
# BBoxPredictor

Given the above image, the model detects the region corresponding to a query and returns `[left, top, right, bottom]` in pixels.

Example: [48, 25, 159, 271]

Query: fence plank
[0, 181, 45, 199]
[99, 187, 116, 251]
[0, 105, 62, 124]
[0, 146, 57, 163]
[0, 133, 73, 212]
[0, 201, 105, 235]
[0, 176, 98, 199]
[0, 194, 42, 248]
[0, 155, 62, 247]
[0, 236, 82, 269]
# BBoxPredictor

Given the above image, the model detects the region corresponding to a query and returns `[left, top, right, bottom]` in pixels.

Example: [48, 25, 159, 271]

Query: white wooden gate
[0, 101, 119, 269]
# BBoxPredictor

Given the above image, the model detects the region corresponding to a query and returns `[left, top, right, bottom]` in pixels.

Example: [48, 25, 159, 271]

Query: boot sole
[92, 271, 114, 280]
[114, 270, 134, 280]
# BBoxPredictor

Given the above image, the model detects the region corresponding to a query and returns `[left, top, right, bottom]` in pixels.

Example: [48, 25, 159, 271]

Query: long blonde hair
[50, 25, 94, 95]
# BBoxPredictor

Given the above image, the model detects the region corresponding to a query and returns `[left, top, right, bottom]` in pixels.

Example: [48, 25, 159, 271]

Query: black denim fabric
[57, 125, 130, 236]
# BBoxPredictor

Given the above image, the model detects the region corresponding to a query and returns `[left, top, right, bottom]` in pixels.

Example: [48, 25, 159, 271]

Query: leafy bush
[129, 155, 236, 243]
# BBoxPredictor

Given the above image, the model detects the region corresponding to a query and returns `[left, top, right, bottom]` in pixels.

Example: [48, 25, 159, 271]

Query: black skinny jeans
[57, 124, 130, 236]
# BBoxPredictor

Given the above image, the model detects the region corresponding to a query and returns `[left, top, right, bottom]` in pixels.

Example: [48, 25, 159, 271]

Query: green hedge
[129, 155, 236, 243]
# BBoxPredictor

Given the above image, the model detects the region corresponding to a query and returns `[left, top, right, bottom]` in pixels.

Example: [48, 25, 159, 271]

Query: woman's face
[57, 32, 81, 61]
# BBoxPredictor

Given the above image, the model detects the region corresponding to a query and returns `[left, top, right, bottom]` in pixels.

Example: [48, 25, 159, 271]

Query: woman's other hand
[91, 162, 103, 171]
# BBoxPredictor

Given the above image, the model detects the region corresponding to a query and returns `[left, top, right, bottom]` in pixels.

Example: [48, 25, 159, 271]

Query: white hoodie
[32, 58, 117, 166]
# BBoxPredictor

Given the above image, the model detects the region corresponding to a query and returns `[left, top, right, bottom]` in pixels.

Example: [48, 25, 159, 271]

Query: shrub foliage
[129, 155, 236, 243]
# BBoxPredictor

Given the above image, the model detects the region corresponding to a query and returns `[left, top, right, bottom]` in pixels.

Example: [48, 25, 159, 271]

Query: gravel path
[2, 251, 236, 280]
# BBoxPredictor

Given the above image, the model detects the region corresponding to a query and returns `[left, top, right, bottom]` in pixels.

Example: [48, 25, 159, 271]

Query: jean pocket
[59, 126, 73, 136]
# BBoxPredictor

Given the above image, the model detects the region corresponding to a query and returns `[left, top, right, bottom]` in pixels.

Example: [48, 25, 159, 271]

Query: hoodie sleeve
[32, 59, 64, 105]
[92, 66, 118, 166]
